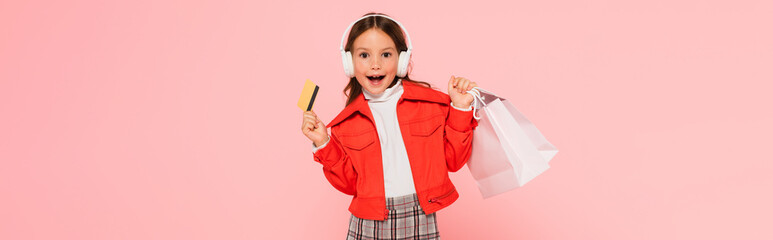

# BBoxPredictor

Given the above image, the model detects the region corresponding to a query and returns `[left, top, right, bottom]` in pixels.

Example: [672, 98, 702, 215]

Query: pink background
[2, 0, 772, 239]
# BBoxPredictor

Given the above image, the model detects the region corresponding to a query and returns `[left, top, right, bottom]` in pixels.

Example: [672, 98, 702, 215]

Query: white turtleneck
[360, 79, 416, 197]
[311, 79, 471, 197]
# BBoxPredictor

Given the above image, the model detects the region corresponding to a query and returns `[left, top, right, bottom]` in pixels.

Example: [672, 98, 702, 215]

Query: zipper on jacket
[428, 190, 454, 203]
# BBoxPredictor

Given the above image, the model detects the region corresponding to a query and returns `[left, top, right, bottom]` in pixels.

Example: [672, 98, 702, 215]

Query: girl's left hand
[448, 75, 478, 109]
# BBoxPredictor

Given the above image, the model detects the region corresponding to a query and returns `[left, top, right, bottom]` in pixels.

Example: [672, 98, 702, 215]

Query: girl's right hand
[302, 110, 329, 147]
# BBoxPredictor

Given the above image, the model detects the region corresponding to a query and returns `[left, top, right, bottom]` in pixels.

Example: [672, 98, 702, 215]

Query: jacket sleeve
[312, 130, 357, 195]
[443, 105, 478, 172]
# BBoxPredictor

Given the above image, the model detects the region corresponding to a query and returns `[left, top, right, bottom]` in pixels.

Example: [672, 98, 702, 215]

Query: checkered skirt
[347, 193, 440, 240]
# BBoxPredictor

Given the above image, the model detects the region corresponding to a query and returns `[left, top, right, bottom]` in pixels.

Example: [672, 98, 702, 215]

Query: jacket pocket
[428, 189, 455, 203]
[409, 116, 442, 137]
[337, 129, 376, 151]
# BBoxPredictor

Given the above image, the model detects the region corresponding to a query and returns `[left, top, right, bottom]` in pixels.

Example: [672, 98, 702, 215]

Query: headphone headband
[339, 14, 413, 53]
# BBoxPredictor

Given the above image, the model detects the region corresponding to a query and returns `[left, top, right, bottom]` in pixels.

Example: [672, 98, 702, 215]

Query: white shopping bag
[465, 88, 558, 198]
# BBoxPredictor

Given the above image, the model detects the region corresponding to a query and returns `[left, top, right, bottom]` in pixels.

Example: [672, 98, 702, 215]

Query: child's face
[351, 28, 399, 95]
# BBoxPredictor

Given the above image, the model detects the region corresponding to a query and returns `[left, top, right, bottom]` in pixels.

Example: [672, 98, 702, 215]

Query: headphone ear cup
[342, 51, 354, 78]
[397, 51, 410, 77]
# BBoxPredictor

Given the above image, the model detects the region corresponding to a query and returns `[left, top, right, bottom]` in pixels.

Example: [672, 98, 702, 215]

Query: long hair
[343, 13, 432, 106]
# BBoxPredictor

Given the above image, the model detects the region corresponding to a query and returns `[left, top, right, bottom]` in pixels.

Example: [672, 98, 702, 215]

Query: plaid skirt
[346, 193, 440, 240]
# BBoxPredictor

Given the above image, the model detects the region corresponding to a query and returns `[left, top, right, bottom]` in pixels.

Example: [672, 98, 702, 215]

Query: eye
[382, 52, 392, 58]
[358, 53, 369, 58]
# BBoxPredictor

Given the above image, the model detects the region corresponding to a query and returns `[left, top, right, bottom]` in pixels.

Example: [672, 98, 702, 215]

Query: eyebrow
[354, 47, 396, 51]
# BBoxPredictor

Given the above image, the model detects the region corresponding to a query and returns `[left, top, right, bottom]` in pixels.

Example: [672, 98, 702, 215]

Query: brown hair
[343, 13, 432, 106]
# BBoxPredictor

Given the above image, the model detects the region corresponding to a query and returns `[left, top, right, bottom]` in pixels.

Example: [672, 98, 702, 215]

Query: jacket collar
[327, 80, 448, 128]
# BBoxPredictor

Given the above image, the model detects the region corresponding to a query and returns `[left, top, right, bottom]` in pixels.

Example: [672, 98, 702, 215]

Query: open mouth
[366, 75, 386, 85]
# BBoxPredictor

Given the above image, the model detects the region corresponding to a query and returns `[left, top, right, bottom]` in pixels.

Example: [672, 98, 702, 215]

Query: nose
[370, 58, 381, 70]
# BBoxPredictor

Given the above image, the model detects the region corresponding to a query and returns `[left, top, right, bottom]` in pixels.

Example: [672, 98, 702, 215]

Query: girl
[301, 13, 480, 239]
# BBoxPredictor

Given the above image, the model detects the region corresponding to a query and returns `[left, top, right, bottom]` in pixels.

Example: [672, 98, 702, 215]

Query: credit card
[297, 79, 319, 111]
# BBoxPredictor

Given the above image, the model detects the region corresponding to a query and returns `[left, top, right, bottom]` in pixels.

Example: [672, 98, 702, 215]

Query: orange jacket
[312, 81, 478, 220]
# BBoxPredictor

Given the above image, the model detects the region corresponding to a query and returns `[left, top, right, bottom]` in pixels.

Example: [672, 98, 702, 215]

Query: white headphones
[339, 14, 413, 78]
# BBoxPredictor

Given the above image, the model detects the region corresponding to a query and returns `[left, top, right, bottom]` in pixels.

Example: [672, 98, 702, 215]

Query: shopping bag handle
[466, 87, 485, 120]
